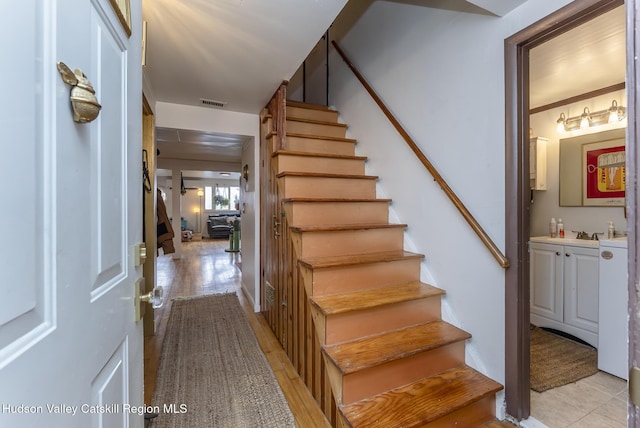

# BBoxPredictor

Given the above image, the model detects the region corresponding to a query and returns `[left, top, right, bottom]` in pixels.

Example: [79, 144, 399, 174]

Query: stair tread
[299, 250, 425, 269]
[340, 366, 503, 428]
[283, 197, 392, 203]
[287, 100, 337, 113]
[312, 281, 443, 316]
[273, 150, 367, 161]
[286, 116, 347, 127]
[286, 132, 357, 143]
[323, 319, 466, 374]
[478, 420, 517, 427]
[277, 171, 378, 180]
[291, 223, 407, 233]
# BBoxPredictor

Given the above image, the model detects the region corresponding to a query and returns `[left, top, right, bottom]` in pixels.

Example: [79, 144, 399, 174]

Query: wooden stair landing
[340, 366, 503, 428]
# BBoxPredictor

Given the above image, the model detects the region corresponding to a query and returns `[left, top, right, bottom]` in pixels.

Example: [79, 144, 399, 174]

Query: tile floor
[529, 370, 628, 427]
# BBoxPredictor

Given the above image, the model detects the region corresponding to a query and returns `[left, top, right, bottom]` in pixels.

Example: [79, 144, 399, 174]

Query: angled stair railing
[332, 40, 509, 269]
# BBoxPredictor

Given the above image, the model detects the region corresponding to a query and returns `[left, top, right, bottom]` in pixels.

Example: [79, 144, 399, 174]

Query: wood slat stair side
[298, 250, 425, 270]
[272, 150, 367, 161]
[311, 281, 443, 316]
[323, 320, 467, 375]
[340, 366, 503, 428]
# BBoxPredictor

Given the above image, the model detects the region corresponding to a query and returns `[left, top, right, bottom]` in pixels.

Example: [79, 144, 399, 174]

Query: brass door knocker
[57, 61, 102, 123]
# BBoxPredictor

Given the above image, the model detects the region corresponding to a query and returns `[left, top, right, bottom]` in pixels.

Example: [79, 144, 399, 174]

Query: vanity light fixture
[555, 100, 626, 132]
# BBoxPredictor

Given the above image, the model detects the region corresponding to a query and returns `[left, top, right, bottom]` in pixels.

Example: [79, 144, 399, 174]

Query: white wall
[241, 141, 259, 311]
[327, 0, 574, 416]
[154, 103, 261, 311]
[529, 90, 628, 238]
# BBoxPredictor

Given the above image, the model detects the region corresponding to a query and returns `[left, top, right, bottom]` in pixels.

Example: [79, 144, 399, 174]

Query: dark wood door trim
[626, 0, 639, 425]
[504, 0, 623, 420]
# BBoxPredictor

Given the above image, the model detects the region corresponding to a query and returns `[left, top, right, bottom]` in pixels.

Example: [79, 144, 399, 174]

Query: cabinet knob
[556, 251, 561, 256]
[565, 253, 571, 257]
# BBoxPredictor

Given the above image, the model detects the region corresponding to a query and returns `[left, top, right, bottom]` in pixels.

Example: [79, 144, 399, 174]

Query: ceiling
[142, 1, 626, 178]
[142, 0, 347, 178]
[529, 5, 625, 109]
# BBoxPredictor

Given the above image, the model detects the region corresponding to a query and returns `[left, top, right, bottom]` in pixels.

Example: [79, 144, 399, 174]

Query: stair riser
[274, 155, 365, 176]
[284, 201, 389, 227]
[423, 396, 496, 428]
[279, 176, 377, 199]
[287, 120, 346, 138]
[300, 259, 421, 297]
[314, 298, 441, 346]
[287, 105, 339, 123]
[292, 228, 404, 258]
[339, 342, 466, 405]
[283, 136, 356, 156]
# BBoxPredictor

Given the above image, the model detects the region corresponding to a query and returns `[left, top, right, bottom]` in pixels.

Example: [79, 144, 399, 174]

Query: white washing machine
[598, 237, 628, 380]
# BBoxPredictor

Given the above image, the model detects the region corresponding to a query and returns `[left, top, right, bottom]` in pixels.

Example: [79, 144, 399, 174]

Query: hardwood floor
[143, 239, 331, 427]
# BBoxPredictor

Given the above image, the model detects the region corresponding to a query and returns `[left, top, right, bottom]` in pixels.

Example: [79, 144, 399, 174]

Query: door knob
[134, 278, 165, 321]
[140, 286, 164, 308]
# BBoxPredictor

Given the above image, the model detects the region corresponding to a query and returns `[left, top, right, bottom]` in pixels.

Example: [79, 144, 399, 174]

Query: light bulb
[556, 113, 566, 133]
[608, 100, 619, 123]
[580, 108, 590, 129]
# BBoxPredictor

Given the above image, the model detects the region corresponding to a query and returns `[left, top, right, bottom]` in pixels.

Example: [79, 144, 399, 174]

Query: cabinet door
[564, 246, 599, 333]
[530, 242, 563, 322]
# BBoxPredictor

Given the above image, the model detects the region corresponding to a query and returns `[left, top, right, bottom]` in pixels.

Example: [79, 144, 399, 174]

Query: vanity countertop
[530, 236, 600, 247]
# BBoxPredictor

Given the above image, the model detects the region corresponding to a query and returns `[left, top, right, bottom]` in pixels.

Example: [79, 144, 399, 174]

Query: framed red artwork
[582, 139, 625, 206]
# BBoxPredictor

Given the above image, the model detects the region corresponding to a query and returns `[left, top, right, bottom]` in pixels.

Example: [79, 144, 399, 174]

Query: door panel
[0, 0, 55, 369]
[90, 4, 127, 294]
[0, 1, 143, 427]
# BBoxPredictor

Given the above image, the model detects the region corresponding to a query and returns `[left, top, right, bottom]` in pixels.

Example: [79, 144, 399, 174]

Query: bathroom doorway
[504, 0, 626, 421]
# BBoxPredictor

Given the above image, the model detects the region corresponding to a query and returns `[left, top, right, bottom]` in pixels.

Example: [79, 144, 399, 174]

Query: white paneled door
[0, 1, 143, 427]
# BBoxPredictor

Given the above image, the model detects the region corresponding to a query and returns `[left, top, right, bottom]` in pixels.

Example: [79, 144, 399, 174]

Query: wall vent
[200, 98, 226, 108]
[265, 281, 275, 305]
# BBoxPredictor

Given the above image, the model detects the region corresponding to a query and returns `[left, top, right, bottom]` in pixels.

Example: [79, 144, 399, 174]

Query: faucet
[575, 231, 589, 240]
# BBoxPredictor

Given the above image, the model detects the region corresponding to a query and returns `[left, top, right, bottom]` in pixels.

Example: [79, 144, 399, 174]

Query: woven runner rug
[151, 293, 296, 427]
[530, 325, 598, 392]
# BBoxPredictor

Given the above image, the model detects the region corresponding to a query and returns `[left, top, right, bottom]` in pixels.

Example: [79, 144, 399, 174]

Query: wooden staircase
[265, 100, 503, 427]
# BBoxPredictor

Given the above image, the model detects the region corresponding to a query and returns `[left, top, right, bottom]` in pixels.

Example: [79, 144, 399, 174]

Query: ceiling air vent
[200, 98, 226, 108]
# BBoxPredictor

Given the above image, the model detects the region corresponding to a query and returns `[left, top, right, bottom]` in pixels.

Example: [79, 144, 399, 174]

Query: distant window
[204, 186, 213, 210]
[204, 185, 239, 211]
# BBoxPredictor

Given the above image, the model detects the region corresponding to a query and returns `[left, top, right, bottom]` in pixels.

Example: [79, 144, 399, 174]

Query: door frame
[626, 0, 640, 423]
[504, 0, 625, 420]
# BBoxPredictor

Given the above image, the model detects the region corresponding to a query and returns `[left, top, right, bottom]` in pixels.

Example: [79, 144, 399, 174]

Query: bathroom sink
[530, 236, 599, 247]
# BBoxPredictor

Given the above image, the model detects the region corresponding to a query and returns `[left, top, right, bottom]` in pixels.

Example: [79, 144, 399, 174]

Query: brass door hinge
[630, 366, 640, 406]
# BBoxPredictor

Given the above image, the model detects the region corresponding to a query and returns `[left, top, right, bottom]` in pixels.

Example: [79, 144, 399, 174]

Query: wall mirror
[559, 128, 626, 206]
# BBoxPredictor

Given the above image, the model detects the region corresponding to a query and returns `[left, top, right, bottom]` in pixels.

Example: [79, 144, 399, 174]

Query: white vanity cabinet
[530, 238, 599, 347]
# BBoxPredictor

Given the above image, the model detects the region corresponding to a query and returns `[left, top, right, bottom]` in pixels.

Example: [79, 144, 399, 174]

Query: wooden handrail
[332, 40, 509, 268]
